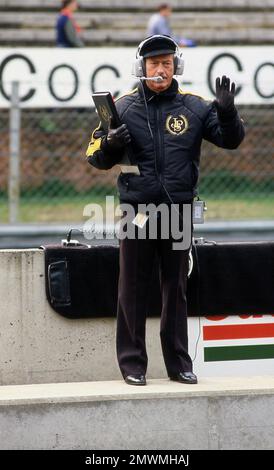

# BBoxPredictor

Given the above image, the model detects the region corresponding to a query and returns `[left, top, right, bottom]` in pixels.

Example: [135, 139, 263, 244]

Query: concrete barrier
[1, 249, 274, 386]
[0, 249, 169, 385]
[1, 376, 274, 449]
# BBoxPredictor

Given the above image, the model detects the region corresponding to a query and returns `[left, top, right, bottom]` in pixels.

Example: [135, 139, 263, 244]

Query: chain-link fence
[0, 88, 274, 223]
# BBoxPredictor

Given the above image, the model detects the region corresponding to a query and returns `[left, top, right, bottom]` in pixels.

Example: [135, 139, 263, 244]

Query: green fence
[0, 103, 274, 223]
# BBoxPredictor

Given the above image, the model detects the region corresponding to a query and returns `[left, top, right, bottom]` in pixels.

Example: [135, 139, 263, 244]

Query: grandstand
[0, 0, 274, 47]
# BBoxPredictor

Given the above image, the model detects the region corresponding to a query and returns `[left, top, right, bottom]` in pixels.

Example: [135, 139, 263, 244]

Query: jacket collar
[138, 78, 179, 102]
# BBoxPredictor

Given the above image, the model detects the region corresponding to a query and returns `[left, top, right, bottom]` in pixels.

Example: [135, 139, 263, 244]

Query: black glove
[214, 75, 236, 117]
[105, 117, 131, 149]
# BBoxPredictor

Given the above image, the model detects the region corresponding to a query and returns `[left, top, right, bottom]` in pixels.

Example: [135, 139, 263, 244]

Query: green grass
[0, 195, 120, 223]
[0, 195, 274, 223]
[203, 195, 274, 221]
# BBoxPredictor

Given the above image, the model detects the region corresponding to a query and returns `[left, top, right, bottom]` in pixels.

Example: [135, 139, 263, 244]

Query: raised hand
[214, 75, 236, 114]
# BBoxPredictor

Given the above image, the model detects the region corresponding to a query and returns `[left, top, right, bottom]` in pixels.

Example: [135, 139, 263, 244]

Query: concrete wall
[0, 249, 168, 385]
[1, 250, 274, 450]
[1, 377, 274, 450]
[1, 249, 274, 386]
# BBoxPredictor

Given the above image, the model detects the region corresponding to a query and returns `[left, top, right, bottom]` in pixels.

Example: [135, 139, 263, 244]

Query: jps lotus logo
[99, 105, 110, 124]
[166, 114, 188, 135]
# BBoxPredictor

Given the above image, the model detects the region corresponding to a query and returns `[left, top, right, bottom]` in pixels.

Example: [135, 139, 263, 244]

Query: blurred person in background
[147, 3, 196, 47]
[56, 0, 84, 47]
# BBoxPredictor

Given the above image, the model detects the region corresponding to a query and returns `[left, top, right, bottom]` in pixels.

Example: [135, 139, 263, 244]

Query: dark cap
[139, 35, 176, 58]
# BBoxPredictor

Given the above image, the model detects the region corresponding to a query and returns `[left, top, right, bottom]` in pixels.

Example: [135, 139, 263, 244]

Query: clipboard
[92, 91, 140, 175]
[91, 92, 121, 131]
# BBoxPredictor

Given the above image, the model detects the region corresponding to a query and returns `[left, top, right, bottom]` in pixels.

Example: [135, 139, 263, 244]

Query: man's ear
[143, 58, 147, 77]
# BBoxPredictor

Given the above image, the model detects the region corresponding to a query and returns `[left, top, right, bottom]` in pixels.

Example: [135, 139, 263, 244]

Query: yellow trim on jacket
[178, 88, 205, 100]
[86, 124, 102, 158]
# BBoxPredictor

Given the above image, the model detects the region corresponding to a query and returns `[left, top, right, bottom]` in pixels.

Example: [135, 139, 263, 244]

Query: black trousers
[116, 202, 193, 378]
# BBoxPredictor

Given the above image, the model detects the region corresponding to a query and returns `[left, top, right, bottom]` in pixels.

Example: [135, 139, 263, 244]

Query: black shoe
[169, 371, 198, 384]
[124, 374, 146, 386]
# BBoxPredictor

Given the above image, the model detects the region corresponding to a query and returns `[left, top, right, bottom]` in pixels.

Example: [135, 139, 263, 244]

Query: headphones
[132, 35, 184, 78]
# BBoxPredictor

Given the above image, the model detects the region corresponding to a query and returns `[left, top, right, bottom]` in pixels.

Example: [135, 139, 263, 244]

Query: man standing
[86, 35, 245, 386]
[147, 3, 196, 47]
[56, 0, 84, 48]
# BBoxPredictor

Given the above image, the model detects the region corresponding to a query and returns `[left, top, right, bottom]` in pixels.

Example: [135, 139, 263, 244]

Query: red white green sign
[189, 315, 274, 377]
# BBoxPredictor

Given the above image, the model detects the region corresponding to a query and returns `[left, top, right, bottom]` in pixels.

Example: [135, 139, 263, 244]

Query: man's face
[70, 1, 78, 11]
[145, 53, 174, 92]
[161, 7, 172, 17]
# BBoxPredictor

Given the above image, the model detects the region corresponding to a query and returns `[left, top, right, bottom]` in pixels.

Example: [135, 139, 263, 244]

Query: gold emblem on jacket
[166, 114, 188, 135]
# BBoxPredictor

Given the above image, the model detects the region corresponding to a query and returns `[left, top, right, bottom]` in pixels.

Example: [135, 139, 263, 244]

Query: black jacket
[86, 79, 245, 204]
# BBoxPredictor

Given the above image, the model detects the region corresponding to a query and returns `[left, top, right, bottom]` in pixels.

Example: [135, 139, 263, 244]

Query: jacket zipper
[154, 99, 163, 186]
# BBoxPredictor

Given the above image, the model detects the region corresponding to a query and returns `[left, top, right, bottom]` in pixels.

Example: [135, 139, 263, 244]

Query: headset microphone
[132, 35, 184, 78]
[139, 76, 164, 83]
